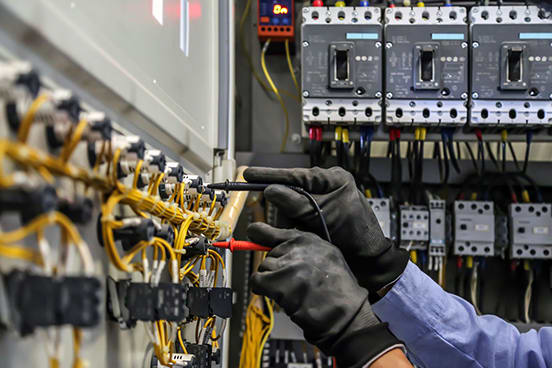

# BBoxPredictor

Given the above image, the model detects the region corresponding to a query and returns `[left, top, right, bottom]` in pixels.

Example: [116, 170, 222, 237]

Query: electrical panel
[384, 6, 469, 126]
[301, 6, 383, 125]
[258, 0, 295, 41]
[368, 198, 392, 238]
[470, 6, 552, 127]
[0, 54, 235, 368]
[509, 203, 552, 259]
[400, 205, 430, 250]
[429, 200, 446, 257]
[454, 200, 495, 256]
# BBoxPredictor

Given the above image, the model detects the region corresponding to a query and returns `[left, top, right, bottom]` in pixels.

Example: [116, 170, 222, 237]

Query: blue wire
[360, 0, 370, 6]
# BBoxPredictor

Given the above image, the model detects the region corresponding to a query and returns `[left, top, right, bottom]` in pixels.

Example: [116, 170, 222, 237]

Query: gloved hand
[244, 166, 409, 294]
[249, 223, 404, 368]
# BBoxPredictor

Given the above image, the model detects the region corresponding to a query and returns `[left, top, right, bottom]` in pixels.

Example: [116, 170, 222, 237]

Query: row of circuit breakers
[368, 198, 552, 259]
[301, 5, 552, 127]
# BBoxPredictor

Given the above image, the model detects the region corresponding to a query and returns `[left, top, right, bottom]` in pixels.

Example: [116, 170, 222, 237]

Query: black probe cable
[208, 181, 332, 243]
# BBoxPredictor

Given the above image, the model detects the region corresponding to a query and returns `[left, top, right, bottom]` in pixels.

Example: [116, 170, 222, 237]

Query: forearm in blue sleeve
[372, 261, 552, 368]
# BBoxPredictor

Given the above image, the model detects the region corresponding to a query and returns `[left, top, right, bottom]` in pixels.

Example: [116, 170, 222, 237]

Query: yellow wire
[285, 39, 300, 98]
[18, 94, 49, 142]
[261, 39, 290, 153]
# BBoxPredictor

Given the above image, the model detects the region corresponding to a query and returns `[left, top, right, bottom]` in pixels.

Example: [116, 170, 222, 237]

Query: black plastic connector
[165, 163, 184, 183]
[186, 287, 210, 318]
[181, 237, 208, 258]
[97, 217, 155, 251]
[58, 196, 93, 224]
[3, 271, 101, 335]
[117, 282, 188, 322]
[129, 138, 146, 160]
[209, 288, 232, 319]
[155, 224, 175, 245]
[89, 116, 113, 140]
[184, 344, 212, 368]
[46, 96, 82, 148]
[16, 70, 41, 98]
[147, 151, 166, 173]
[0, 185, 58, 223]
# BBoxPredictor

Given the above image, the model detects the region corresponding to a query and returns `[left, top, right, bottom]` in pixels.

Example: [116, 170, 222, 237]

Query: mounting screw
[386, 42, 393, 49]
[375, 42, 382, 48]
[303, 8, 310, 13]
[291, 133, 302, 144]
[302, 41, 309, 47]
[409, 101, 416, 107]
[461, 42, 468, 48]
[472, 42, 480, 48]
[386, 92, 393, 99]
[461, 93, 468, 100]
[472, 7, 479, 13]
[375, 91, 382, 98]
[472, 92, 479, 99]
[303, 91, 310, 97]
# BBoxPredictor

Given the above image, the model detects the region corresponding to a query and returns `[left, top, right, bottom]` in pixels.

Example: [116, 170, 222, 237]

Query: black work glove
[249, 223, 404, 368]
[244, 166, 409, 294]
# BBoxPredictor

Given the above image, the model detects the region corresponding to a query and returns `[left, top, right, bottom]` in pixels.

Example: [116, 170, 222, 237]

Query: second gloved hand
[244, 166, 409, 293]
[249, 223, 404, 367]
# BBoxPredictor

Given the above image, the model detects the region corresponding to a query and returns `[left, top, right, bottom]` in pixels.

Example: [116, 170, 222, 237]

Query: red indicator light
[273, 4, 289, 14]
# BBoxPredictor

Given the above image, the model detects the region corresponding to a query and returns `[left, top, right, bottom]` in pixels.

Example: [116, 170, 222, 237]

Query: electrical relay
[384, 6, 468, 126]
[429, 200, 446, 257]
[470, 6, 552, 127]
[454, 201, 495, 256]
[400, 205, 430, 250]
[301, 6, 383, 125]
[368, 198, 391, 238]
[258, 0, 295, 41]
[509, 203, 552, 259]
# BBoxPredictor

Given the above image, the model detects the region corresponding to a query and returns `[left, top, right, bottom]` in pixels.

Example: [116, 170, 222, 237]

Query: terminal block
[509, 203, 552, 259]
[384, 7, 468, 127]
[429, 200, 446, 257]
[400, 205, 429, 250]
[367, 198, 391, 238]
[454, 201, 495, 256]
[470, 6, 552, 128]
[301, 6, 383, 126]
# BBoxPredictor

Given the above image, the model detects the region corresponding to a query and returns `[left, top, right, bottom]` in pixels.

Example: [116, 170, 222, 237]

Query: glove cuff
[331, 323, 404, 368]
[354, 245, 410, 295]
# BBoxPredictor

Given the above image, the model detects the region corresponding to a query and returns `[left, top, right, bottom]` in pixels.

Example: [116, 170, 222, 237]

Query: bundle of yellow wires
[239, 294, 274, 368]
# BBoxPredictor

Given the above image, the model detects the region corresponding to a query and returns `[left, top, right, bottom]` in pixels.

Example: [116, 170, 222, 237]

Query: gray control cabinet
[509, 203, 552, 259]
[470, 6, 552, 127]
[384, 7, 468, 126]
[454, 200, 495, 256]
[301, 7, 383, 125]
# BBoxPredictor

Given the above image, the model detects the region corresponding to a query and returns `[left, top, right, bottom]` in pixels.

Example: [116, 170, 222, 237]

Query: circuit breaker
[509, 203, 552, 259]
[454, 201, 495, 256]
[400, 205, 429, 250]
[301, 6, 383, 125]
[429, 200, 446, 257]
[384, 6, 468, 126]
[368, 198, 391, 238]
[470, 6, 552, 127]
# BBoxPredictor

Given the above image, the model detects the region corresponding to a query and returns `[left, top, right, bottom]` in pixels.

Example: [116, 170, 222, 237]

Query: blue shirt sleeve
[372, 261, 552, 368]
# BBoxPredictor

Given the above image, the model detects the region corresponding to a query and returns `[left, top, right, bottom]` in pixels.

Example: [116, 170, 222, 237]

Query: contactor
[454, 200, 495, 256]
[509, 203, 552, 259]
[400, 205, 430, 250]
